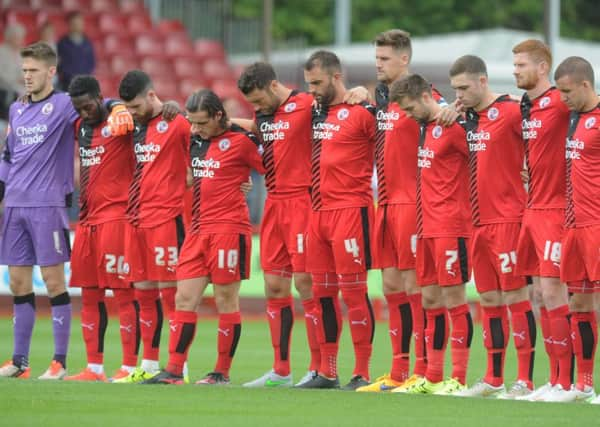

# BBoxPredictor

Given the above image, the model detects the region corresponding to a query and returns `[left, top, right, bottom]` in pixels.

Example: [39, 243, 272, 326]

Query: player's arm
[244, 133, 267, 175]
[105, 100, 134, 136]
[230, 118, 258, 134]
[343, 86, 372, 104]
[0, 112, 15, 201]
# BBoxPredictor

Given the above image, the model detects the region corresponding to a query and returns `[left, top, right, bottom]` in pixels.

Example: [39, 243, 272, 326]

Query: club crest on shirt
[41, 102, 53, 115]
[585, 117, 596, 129]
[156, 120, 169, 133]
[539, 96, 551, 109]
[337, 108, 350, 120]
[284, 102, 296, 113]
[487, 107, 499, 121]
[218, 138, 231, 151]
[432, 125, 443, 139]
[101, 126, 112, 138]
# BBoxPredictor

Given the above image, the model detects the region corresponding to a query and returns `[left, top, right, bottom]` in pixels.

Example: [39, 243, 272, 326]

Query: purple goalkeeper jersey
[0, 91, 78, 207]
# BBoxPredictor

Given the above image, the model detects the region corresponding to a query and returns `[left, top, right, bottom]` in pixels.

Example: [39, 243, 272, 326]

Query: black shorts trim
[360, 207, 372, 270]
[458, 237, 469, 283]
[238, 234, 248, 280]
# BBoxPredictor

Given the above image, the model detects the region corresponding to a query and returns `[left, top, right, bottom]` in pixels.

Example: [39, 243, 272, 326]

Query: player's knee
[569, 293, 594, 312]
[175, 288, 197, 311]
[293, 273, 312, 299]
[479, 290, 502, 307]
[215, 294, 239, 313]
[264, 275, 291, 298]
[443, 285, 467, 308]
[541, 285, 568, 310]
[502, 287, 529, 306]
[420, 285, 442, 309]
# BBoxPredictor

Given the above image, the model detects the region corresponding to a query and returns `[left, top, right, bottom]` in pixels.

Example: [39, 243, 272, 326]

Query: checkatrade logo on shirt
[16, 123, 48, 145]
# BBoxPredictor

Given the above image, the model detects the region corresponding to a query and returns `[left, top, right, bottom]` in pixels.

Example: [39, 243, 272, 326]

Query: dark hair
[374, 29, 412, 60]
[304, 50, 342, 74]
[555, 56, 595, 86]
[66, 11, 82, 23]
[238, 62, 277, 95]
[20, 42, 57, 66]
[449, 55, 488, 78]
[119, 70, 153, 102]
[68, 75, 101, 98]
[186, 89, 228, 127]
[389, 74, 432, 104]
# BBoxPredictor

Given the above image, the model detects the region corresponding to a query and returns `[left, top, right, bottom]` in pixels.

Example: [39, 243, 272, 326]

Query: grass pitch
[0, 316, 597, 427]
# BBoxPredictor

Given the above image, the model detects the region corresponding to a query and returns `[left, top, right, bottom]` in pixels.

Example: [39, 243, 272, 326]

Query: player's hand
[520, 169, 529, 184]
[240, 176, 253, 195]
[434, 105, 460, 127]
[162, 101, 181, 122]
[343, 86, 371, 105]
[17, 94, 29, 104]
[107, 104, 134, 136]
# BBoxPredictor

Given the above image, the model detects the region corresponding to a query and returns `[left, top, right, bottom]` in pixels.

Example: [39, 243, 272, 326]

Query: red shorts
[260, 194, 310, 273]
[471, 223, 527, 293]
[516, 208, 564, 277]
[416, 237, 470, 287]
[306, 206, 374, 274]
[372, 203, 417, 270]
[70, 220, 130, 289]
[123, 216, 186, 282]
[567, 280, 599, 294]
[177, 232, 252, 285]
[560, 225, 600, 283]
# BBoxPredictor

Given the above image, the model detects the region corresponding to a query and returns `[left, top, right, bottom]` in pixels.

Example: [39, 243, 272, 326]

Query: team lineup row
[0, 29, 598, 404]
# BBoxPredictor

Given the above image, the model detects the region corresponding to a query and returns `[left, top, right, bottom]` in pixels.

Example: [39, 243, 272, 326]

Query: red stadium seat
[5, 10, 37, 30]
[98, 13, 128, 34]
[103, 33, 135, 55]
[62, 0, 91, 11]
[202, 59, 232, 81]
[31, 0, 63, 9]
[211, 79, 239, 100]
[91, 0, 119, 13]
[165, 35, 195, 59]
[36, 11, 68, 38]
[151, 78, 178, 99]
[111, 55, 140, 76]
[173, 58, 203, 79]
[135, 33, 164, 57]
[141, 57, 174, 78]
[194, 38, 226, 61]
[127, 13, 153, 35]
[94, 60, 113, 79]
[157, 19, 185, 35]
[97, 77, 118, 98]
[179, 78, 208, 96]
[120, 0, 146, 14]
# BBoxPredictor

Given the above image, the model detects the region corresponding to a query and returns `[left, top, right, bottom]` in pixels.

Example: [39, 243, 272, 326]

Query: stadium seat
[211, 79, 239, 100]
[140, 57, 174, 78]
[179, 78, 208, 96]
[165, 35, 195, 59]
[31, 0, 64, 9]
[36, 11, 68, 38]
[91, 0, 119, 13]
[97, 77, 118, 98]
[157, 19, 185, 34]
[135, 33, 164, 57]
[151, 77, 178, 99]
[98, 13, 128, 34]
[120, 0, 146, 14]
[127, 13, 153, 35]
[111, 55, 140, 76]
[5, 10, 38, 30]
[62, 0, 91, 11]
[202, 59, 232, 81]
[173, 58, 203, 79]
[194, 38, 226, 61]
[94, 60, 113, 79]
[103, 33, 135, 55]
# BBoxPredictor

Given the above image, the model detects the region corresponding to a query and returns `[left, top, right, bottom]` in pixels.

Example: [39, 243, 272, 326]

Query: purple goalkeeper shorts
[0, 207, 71, 266]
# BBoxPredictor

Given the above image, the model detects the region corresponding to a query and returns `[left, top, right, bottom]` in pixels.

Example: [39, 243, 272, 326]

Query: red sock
[385, 292, 411, 382]
[509, 300, 536, 388]
[539, 306, 558, 384]
[166, 310, 197, 376]
[312, 273, 341, 378]
[482, 305, 509, 386]
[571, 311, 598, 390]
[424, 307, 448, 383]
[160, 286, 176, 321]
[81, 288, 107, 365]
[113, 288, 138, 367]
[448, 303, 472, 385]
[301, 298, 321, 372]
[408, 292, 426, 377]
[135, 288, 163, 361]
[548, 305, 573, 390]
[215, 312, 241, 377]
[267, 297, 294, 376]
[340, 279, 374, 381]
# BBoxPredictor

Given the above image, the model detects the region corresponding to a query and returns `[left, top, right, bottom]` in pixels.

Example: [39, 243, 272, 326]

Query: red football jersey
[311, 102, 376, 210]
[465, 95, 526, 226]
[565, 106, 600, 228]
[375, 83, 444, 205]
[75, 119, 135, 225]
[189, 124, 266, 234]
[127, 114, 189, 227]
[521, 87, 569, 209]
[417, 119, 471, 237]
[255, 90, 312, 198]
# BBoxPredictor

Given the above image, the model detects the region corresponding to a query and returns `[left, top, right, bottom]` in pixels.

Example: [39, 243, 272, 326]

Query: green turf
[0, 317, 597, 427]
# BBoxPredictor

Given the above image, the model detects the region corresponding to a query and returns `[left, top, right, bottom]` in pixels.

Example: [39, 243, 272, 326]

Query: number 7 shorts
[306, 206, 374, 274]
[176, 232, 252, 285]
[123, 216, 186, 282]
[70, 220, 130, 289]
[416, 236, 470, 287]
